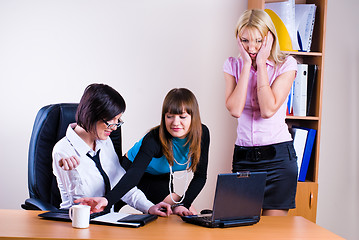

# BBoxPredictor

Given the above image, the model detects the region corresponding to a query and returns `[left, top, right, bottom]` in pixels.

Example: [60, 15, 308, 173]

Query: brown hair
[157, 88, 202, 172]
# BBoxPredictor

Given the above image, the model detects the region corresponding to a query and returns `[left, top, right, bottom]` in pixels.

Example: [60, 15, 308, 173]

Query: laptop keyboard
[191, 215, 212, 222]
[199, 216, 212, 221]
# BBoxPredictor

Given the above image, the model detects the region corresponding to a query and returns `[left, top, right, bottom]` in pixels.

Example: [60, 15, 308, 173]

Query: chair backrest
[27, 103, 122, 209]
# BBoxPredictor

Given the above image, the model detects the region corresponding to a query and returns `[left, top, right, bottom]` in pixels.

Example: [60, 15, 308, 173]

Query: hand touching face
[256, 31, 274, 66]
[237, 35, 252, 65]
[238, 27, 274, 66]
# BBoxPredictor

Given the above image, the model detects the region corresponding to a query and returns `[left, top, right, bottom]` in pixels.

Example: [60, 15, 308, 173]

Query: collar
[172, 137, 188, 145]
[66, 123, 107, 157]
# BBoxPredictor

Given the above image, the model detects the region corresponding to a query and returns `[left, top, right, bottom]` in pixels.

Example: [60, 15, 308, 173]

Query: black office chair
[21, 103, 123, 210]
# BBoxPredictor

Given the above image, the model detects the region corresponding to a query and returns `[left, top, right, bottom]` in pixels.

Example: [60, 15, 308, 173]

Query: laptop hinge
[219, 218, 259, 228]
[236, 171, 250, 178]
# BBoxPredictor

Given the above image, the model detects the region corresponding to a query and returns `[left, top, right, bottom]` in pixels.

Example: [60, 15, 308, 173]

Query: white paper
[91, 212, 140, 227]
[295, 4, 316, 51]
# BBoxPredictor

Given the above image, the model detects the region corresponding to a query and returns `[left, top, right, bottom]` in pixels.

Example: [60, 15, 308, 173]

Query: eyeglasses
[102, 119, 124, 129]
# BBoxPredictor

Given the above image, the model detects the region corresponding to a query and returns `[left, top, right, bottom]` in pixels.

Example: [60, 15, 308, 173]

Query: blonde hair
[157, 88, 202, 172]
[235, 9, 287, 65]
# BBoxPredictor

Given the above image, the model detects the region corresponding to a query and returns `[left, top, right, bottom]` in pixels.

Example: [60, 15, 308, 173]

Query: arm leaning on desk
[0, 209, 344, 240]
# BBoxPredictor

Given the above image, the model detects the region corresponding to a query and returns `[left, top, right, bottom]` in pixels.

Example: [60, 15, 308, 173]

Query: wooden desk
[0, 209, 343, 239]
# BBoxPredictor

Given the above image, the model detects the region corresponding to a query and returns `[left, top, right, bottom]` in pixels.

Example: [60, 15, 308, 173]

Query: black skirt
[232, 141, 298, 210]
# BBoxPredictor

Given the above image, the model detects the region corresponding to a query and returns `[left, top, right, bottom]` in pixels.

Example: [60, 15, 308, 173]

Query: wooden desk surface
[0, 209, 343, 240]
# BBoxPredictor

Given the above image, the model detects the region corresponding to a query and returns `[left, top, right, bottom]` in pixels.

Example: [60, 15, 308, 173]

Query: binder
[306, 65, 318, 115]
[265, 9, 293, 51]
[292, 126, 316, 182]
[292, 127, 308, 176]
[39, 210, 158, 228]
[116, 214, 158, 226]
[286, 84, 294, 115]
[293, 64, 308, 116]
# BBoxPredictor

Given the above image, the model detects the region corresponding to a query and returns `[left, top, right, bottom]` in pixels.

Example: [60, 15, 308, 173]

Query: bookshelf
[247, 0, 327, 222]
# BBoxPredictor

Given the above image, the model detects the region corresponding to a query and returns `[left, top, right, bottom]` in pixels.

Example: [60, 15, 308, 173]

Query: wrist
[171, 203, 185, 210]
[257, 85, 270, 91]
[256, 59, 267, 68]
[242, 61, 252, 69]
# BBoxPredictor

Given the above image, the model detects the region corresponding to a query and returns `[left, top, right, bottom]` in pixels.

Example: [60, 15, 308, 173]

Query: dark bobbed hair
[157, 88, 202, 172]
[76, 83, 126, 135]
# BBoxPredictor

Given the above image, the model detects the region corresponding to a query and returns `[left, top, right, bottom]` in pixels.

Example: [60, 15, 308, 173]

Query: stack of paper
[296, 4, 317, 52]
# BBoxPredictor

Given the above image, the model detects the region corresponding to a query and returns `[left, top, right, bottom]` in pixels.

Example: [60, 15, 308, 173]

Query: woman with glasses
[52, 83, 170, 216]
[74, 88, 210, 216]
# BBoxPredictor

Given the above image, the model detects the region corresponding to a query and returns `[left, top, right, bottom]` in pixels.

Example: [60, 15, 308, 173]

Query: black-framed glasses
[102, 119, 124, 129]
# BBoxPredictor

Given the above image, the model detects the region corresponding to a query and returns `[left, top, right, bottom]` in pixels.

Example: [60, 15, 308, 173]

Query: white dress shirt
[52, 123, 154, 212]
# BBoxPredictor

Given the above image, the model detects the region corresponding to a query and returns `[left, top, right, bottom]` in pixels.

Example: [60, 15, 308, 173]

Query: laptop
[181, 171, 266, 228]
[38, 208, 157, 228]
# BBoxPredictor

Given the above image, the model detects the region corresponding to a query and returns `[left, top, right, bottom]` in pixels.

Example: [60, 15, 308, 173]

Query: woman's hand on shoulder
[74, 197, 108, 214]
[59, 156, 80, 170]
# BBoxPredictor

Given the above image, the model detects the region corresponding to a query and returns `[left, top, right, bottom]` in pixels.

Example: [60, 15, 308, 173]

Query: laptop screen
[211, 172, 266, 221]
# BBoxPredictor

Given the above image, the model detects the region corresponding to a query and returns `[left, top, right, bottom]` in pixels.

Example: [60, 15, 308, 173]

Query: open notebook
[38, 208, 157, 228]
[181, 172, 266, 228]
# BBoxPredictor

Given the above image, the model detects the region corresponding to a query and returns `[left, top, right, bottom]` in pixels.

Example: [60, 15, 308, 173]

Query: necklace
[173, 156, 190, 166]
[168, 158, 190, 204]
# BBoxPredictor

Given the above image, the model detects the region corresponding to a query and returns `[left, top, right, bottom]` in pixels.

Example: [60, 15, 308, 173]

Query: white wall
[0, 1, 357, 239]
[0, 0, 240, 211]
[318, 0, 359, 239]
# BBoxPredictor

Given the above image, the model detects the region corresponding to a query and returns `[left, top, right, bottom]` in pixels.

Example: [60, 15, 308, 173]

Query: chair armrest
[21, 198, 58, 211]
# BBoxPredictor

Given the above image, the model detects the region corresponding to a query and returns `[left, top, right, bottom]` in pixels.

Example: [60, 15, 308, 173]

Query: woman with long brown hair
[74, 88, 210, 216]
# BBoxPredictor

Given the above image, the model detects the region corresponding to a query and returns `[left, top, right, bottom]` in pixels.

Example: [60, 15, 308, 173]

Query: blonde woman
[75, 88, 210, 217]
[224, 9, 298, 216]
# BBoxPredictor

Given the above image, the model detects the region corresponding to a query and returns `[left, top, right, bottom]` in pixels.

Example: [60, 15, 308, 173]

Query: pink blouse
[223, 56, 297, 147]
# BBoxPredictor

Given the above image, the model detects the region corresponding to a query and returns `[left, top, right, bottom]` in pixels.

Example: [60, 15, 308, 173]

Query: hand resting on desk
[172, 205, 196, 217]
[74, 197, 172, 217]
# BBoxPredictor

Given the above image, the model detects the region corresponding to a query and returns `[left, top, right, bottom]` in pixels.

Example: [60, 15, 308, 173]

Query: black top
[106, 124, 210, 210]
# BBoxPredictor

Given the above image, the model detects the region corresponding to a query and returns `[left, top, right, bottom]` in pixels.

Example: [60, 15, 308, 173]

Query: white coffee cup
[69, 205, 91, 228]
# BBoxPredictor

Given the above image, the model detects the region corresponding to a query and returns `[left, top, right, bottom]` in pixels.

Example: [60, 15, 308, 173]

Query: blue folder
[294, 126, 317, 182]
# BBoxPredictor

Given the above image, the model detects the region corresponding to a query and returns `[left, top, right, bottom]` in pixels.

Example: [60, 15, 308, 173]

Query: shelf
[247, 0, 326, 223]
[286, 116, 319, 121]
[283, 51, 323, 57]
